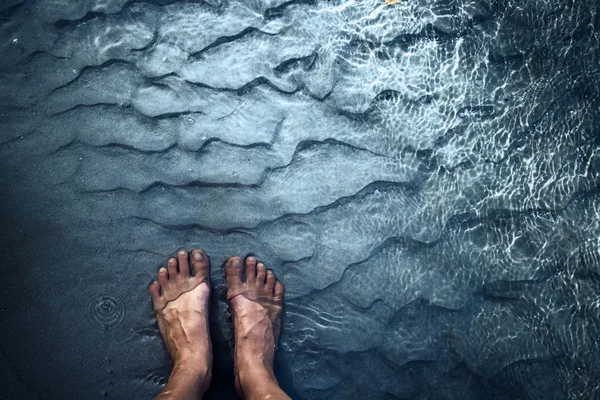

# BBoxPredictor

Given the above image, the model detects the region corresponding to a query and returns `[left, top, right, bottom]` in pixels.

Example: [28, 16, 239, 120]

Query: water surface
[0, 0, 599, 398]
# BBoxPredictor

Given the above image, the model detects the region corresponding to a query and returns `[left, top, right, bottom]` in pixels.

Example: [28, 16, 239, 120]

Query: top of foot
[225, 256, 284, 341]
[148, 249, 212, 392]
[225, 256, 285, 398]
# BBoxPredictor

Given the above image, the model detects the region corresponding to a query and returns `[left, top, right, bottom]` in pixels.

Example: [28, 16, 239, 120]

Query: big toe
[226, 256, 244, 299]
[149, 281, 165, 311]
[191, 249, 209, 283]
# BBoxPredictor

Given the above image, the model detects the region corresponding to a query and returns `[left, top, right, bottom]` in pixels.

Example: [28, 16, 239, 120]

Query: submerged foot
[225, 256, 289, 400]
[149, 249, 212, 399]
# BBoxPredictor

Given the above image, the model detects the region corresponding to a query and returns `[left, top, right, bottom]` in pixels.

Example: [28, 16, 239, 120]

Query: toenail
[248, 256, 256, 262]
[193, 252, 203, 261]
[232, 258, 242, 267]
[179, 250, 186, 255]
[169, 258, 176, 263]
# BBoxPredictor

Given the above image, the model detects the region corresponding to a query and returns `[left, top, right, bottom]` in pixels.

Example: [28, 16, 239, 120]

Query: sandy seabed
[0, 0, 599, 398]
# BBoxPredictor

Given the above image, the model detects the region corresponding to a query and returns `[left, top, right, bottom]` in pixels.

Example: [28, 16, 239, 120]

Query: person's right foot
[225, 256, 286, 399]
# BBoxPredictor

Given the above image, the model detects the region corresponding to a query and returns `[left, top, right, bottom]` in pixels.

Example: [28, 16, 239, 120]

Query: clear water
[0, 0, 599, 398]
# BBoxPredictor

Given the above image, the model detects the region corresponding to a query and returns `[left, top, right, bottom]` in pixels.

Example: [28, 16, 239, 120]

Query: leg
[225, 256, 291, 400]
[149, 249, 213, 400]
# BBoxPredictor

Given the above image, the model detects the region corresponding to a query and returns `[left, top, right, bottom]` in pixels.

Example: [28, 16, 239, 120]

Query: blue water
[0, 0, 599, 398]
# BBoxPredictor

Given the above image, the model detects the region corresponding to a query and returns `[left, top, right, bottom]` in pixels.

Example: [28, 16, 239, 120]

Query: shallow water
[0, 0, 599, 398]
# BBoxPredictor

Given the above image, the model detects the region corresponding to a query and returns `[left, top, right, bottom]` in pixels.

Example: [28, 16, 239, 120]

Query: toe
[149, 281, 161, 303]
[256, 262, 267, 284]
[177, 249, 189, 277]
[167, 257, 178, 278]
[191, 249, 209, 280]
[225, 256, 244, 288]
[266, 270, 275, 292]
[274, 281, 284, 303]
[245, 256, 257, 284]
[158, 267, 169, 287]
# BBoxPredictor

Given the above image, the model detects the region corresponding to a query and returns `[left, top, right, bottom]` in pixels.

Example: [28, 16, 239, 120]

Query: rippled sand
[0, 0, 599, 398]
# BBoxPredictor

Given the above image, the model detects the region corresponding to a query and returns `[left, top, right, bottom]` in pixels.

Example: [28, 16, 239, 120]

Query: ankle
[171, 361, 212, 393]
[236, 360, 279, 397]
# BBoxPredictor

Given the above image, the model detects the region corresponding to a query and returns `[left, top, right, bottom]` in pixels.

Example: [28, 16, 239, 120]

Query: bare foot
[225, 256, 290, 400]
[149, 249, 212, 400]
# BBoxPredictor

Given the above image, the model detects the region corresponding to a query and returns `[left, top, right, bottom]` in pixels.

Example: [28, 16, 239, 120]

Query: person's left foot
[149, 249, 212, 396]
